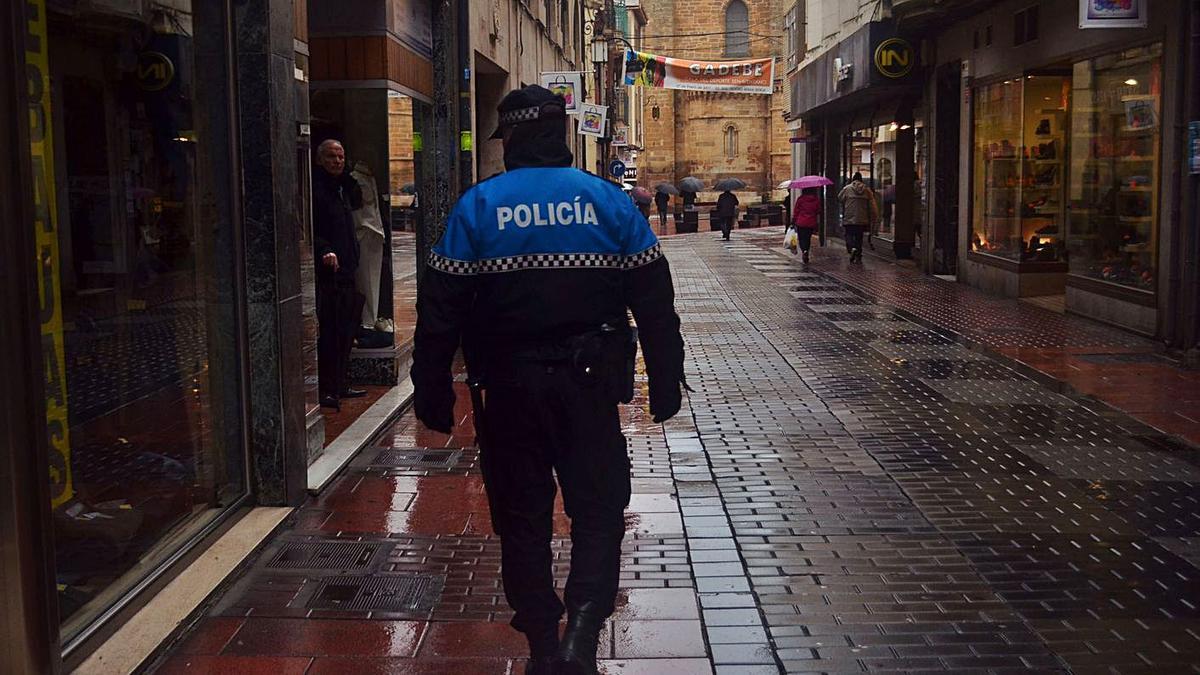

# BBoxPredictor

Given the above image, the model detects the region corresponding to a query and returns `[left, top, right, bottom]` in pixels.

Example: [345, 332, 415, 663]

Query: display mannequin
[350, 160, 385, 332]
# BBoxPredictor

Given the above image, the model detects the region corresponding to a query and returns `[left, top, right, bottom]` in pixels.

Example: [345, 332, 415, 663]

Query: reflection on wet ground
[153, 231, 1200, 674]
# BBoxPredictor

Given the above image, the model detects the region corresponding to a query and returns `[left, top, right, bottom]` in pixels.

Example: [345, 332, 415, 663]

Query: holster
[568, 323, 637, 404]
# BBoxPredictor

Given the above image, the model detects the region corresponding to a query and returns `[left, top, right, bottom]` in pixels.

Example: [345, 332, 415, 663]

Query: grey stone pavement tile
[655, 233, 1200, 673]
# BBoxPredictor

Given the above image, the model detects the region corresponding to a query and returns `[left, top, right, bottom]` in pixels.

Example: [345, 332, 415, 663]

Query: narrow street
[152, 232, 1200, 674]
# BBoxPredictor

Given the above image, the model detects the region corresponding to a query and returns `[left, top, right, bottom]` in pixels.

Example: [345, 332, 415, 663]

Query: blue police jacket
[411, 166, 684, 417]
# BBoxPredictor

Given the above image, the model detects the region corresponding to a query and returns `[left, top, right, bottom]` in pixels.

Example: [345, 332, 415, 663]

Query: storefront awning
[789, 21, 922, 124]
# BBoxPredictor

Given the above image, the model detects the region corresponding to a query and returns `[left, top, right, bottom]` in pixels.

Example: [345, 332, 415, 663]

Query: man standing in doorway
[312, 139, 368, 410]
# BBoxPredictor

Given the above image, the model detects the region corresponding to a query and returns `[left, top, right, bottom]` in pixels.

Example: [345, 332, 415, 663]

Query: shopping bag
[784, 227, 799, 251]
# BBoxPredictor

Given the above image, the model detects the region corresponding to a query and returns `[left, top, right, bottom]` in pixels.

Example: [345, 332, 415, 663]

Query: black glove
[649, 378, 682, 423]
[414, 380, 455, 433]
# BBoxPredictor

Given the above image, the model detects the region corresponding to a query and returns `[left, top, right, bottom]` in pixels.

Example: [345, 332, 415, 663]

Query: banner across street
[622, 49, 775, 95]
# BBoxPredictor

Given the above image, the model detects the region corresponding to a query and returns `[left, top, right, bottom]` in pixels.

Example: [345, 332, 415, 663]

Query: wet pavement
[151, 231, 1200, 674]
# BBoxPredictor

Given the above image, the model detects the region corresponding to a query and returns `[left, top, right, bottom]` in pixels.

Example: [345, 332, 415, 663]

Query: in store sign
[873, 37, 914, 79]
[137, 51, 175, 91]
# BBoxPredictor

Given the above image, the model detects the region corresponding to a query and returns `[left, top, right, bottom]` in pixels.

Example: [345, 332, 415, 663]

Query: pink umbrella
[787, 175, 833, 189]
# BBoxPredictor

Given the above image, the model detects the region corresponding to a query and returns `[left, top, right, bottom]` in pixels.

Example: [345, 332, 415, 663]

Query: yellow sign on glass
[27, 0, 73, 509]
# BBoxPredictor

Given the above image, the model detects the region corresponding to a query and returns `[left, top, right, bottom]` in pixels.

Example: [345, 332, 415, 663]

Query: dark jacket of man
[312, 167, 363, 282]
[654, 191, 670, 213]
[716, 191, 739, 218]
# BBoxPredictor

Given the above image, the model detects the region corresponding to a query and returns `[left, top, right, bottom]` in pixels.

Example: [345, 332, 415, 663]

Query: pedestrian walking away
[838, 171, 877, 263]
[410, 85, 686, 675]
[792, 186, 821, 264]
[312, 139, 368, 410]
[654, 189, 670, 235]
[635, 196, 652, 222]
[716, 189, 739, 241]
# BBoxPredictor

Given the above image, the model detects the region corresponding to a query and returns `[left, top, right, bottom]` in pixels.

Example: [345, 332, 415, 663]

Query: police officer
[411, 86, 685, 675]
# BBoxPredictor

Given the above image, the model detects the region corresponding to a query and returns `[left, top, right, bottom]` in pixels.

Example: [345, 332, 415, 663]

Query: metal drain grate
[1076, 352, 1163, 365]
[307, 574, 444, 613]
[1132, 434, 1195, 456]
[267, 542, 379, 570]
[371, 448, 461, 468]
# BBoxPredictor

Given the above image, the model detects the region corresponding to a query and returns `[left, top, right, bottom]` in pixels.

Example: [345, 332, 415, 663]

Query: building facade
[469, 0, 589, 180]
[788, 0, 1200, 347]
[638, 0, 792, 198]
[0, 0, 468, 671]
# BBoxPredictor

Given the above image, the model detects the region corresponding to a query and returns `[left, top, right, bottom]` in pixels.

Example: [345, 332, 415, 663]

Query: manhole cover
[267, 542, 380, 570]
[372, 449, 461, 468]
[307, 574, 444, 613]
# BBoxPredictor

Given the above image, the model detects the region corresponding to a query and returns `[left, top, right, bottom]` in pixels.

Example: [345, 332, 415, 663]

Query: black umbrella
[677, 176, 705, 192]
[713, 177, 747, 191]
[654, 183, 680, 196]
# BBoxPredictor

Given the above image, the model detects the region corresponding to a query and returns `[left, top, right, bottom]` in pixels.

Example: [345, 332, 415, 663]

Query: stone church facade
[638, 0, 792, 197]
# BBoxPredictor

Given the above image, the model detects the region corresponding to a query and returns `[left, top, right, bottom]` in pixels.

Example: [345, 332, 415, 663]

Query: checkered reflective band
[428, 244, 662, 276]
[622, 243, 663, 269]
[498, 106, 543, 126]
[427, 253, 478, 276]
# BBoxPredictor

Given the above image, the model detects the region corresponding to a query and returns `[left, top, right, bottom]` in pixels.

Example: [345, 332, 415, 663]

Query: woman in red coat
[792, 187, 821, 263]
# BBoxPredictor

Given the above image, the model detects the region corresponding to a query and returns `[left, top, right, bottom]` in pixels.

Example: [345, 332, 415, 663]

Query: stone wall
[639, 0, 792, 195]
[388, 94, 415, 195]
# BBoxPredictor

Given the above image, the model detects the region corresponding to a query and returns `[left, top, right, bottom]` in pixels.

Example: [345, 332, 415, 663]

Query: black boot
[555, 602, 606, 675]
[524, 624, 560, 675]
[524, 656, 556, 675]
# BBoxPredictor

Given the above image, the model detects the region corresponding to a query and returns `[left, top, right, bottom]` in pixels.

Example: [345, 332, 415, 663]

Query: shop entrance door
[933, 61, 961, 276]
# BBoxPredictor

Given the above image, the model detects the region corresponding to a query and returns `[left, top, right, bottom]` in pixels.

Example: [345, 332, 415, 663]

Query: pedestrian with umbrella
[713, 178, 746, 241]
[786, 175, 832, 263]
[654, 183, 677, 234]
[631, 186, 653, 222]
[677, 176, 704, 210]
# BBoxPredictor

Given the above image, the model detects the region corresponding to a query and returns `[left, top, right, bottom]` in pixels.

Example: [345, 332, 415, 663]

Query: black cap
[489, 85, 568, 140]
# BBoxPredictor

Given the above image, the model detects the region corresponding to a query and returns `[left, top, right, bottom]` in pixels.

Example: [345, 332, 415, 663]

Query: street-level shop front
[2, 1, 315, 671]
[789, 21, 926, 261]
[934, 0, 1187, 335]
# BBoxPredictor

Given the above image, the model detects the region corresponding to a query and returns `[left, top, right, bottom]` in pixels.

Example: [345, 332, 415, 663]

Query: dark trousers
[478, 361, 630, 635]
[316, 278, 364, 399]
[796, 227, 815, 252]
[718, 216, 733, 239]
[844, 224, 865, 252]
[657, 209, 668, 234]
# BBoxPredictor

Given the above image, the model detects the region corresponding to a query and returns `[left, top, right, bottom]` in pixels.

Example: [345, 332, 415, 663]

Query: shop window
[1014, 6, 1039, 46]
[561, 0, 569, 45]
[25, 2, 247, 644]
[785, 7, 798, 67]
[1066, 43, 1163, 291]
[724, 125, 739, 158]
[971, 73, 1070, 261]
[725, 0, 750, 57]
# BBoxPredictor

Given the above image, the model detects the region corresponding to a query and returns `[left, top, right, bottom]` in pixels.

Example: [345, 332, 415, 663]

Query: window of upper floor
[725, 0, 750, 57]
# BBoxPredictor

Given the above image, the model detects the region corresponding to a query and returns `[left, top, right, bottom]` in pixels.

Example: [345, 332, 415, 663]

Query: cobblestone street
[152, 232, 1200, 674]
